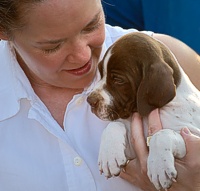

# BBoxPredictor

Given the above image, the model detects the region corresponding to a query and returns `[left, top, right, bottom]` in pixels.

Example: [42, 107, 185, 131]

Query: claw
[172, 178, 177, 182]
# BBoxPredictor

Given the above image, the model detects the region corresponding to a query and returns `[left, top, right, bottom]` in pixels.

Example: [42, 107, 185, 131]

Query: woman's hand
[168, 127, 200, 191]
[120, 109, 200, 191]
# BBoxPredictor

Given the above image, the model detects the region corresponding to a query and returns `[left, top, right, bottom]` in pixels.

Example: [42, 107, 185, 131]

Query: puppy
[87, 32, 200, 190]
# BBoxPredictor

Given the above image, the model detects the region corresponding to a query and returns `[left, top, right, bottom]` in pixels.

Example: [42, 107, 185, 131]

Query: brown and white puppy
[87, 32, 200, 190]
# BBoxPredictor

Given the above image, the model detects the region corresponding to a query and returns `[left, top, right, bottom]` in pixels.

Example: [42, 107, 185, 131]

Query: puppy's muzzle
[87, 92, 103, 111]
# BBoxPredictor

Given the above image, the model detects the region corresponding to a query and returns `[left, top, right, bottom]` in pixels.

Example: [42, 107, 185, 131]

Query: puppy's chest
[159, 88, 200, 133]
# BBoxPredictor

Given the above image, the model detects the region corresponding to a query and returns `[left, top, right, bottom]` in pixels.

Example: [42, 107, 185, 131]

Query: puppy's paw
[147, 150, 177, 190]
[98, 122, 127, 178]
[98, 143, 127, 178]
[147, 129, 186, 190]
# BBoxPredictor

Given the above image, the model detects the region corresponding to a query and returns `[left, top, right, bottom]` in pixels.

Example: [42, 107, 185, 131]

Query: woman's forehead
[30, 0, 101, 13]
[17, 0, 103, 41]
[27, 0, 102, 25]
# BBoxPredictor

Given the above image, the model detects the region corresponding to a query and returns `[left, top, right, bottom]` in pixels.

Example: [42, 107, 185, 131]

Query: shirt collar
[0, 40, 108, 121]
[0, 41, 36, 121]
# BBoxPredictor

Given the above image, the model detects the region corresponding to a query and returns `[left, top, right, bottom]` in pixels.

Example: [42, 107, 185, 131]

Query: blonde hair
[0, 0, 44, 38]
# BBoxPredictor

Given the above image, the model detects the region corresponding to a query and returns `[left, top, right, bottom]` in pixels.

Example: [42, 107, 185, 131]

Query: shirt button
[76, 97, 84, 105]
[74, 157, 82, 166]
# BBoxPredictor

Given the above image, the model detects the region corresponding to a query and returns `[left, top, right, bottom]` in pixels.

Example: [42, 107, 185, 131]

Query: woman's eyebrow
[36, 10, 102, 45]
[85, 10, 101, 27]
[36, 38, 67, 45]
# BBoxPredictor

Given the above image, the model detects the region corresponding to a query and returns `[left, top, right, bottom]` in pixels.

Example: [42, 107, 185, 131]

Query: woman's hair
[0, 0, 44, 38]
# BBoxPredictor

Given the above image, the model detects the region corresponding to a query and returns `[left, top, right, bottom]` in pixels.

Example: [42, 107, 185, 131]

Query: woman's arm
[120, 110, 161, 191]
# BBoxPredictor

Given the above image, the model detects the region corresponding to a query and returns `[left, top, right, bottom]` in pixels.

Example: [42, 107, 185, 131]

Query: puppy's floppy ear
[137, 61, 176, 116]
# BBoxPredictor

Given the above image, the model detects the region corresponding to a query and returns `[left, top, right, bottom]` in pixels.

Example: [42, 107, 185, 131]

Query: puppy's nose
[87, 95, 99, 108]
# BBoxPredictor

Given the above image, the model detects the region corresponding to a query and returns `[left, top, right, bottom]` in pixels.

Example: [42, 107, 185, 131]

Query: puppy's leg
[147, 129, 186, 190]
[98, 122, 128, 178]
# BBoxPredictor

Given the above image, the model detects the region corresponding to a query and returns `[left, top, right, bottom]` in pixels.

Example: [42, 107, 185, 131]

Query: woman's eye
[43, 44, 61, 54]
[83, 22, 101, 33]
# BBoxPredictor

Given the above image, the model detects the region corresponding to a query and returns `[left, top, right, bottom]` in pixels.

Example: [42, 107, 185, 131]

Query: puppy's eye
[111, 75, 125, 85]
[110, 73, 125, 85]
[113, 78, 125, 85]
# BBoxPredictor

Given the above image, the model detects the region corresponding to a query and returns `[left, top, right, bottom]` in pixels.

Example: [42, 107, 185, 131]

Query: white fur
[98, 121, 127, 177]
[95, 50, 112, 105]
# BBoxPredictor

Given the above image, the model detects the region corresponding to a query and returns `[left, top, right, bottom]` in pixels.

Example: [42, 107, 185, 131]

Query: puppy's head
[87, 32, 181, 121]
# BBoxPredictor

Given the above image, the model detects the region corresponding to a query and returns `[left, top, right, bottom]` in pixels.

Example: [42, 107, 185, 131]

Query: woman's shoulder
[105, 24, 153, 46]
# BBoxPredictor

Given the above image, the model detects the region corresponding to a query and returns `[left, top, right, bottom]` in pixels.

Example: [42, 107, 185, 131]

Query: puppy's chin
[118, 113, 132, 120]
[95, 113, 119, 121]
[93, 110, 132, 121]
[89, 101, 133, 121]
[90, 109, 118, 121]
[116, 106, 136, 120]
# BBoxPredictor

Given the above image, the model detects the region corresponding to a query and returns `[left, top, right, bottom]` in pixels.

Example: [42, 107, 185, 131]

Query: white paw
[147, 148, 177, 190]
[147, 129, 186, 190]
[98, 122, 128, 178]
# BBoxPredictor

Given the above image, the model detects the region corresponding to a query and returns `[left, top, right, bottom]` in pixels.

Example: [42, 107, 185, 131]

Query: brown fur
[99, 32, 181, 117]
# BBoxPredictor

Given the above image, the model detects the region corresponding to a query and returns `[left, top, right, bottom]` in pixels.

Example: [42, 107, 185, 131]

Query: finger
[131, 112, 148, 162]
[181, 127, 200, 139]
[119, 159, 140, 185]
[181, 127, 200, 151]
[120, 160, 138, 185]
[148, 108, 162, 136]
[180, 127, 200, 167]
[120, 169, 134, 183]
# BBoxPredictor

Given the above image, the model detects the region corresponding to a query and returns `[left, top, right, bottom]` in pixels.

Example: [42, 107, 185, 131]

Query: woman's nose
[67, 40, 91, 64]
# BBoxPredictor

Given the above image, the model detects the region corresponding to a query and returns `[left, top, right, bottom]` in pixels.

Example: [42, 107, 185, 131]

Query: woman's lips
[65, 60, 92, 76]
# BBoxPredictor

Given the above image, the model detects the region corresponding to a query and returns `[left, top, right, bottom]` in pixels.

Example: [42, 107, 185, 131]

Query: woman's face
[12, 0, 105, 89]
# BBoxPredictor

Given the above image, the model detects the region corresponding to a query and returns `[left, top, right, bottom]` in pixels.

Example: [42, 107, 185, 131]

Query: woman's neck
[32, 83, 83, 129]
[16, 50, 83, 129]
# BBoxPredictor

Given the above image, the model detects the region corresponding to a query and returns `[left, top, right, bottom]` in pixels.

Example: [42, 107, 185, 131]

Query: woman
[0, 0, 199, 190]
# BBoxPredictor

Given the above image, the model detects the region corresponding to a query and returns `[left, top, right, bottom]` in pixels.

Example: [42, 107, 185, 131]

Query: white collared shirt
[0, 25, 152, 191]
